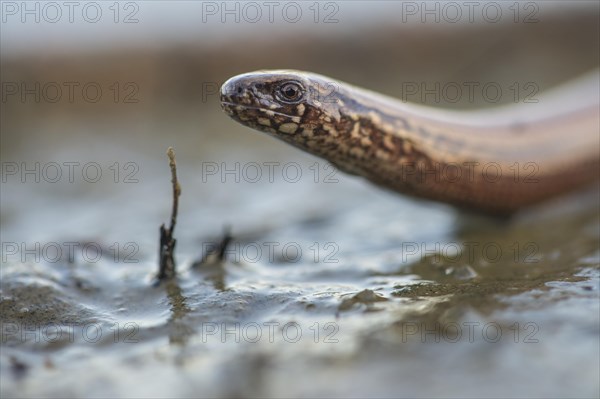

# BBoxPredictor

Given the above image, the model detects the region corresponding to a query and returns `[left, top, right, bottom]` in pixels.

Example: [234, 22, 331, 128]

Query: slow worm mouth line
[220, 102, 294, 119]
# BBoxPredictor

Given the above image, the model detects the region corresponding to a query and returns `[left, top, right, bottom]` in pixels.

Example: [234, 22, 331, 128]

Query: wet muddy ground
[1, 4, 599, 398]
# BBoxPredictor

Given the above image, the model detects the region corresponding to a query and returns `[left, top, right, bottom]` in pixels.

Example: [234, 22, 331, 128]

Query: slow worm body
[220, 70, 600, 214]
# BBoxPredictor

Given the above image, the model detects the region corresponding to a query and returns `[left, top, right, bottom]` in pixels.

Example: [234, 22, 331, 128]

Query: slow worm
[220, 70, 599, 214]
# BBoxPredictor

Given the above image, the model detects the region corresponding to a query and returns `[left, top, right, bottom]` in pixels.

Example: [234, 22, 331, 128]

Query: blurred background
[1, 1, 599, 398]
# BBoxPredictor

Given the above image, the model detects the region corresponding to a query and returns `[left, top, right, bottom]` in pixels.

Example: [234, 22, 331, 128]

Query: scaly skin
[220, 70, 600, 214]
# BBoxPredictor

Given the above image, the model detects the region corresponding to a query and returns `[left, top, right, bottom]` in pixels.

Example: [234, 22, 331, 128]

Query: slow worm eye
[276, 81, 304, 103]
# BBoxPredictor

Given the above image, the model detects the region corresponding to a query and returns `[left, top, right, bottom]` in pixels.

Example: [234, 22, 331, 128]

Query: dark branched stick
[192, 225, 233, 268]
[158, 147, 181, 281]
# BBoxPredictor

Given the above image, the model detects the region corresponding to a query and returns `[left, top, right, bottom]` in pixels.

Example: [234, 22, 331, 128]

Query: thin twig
[167, 147, 180, 237]
[157, 147, 181, 281]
